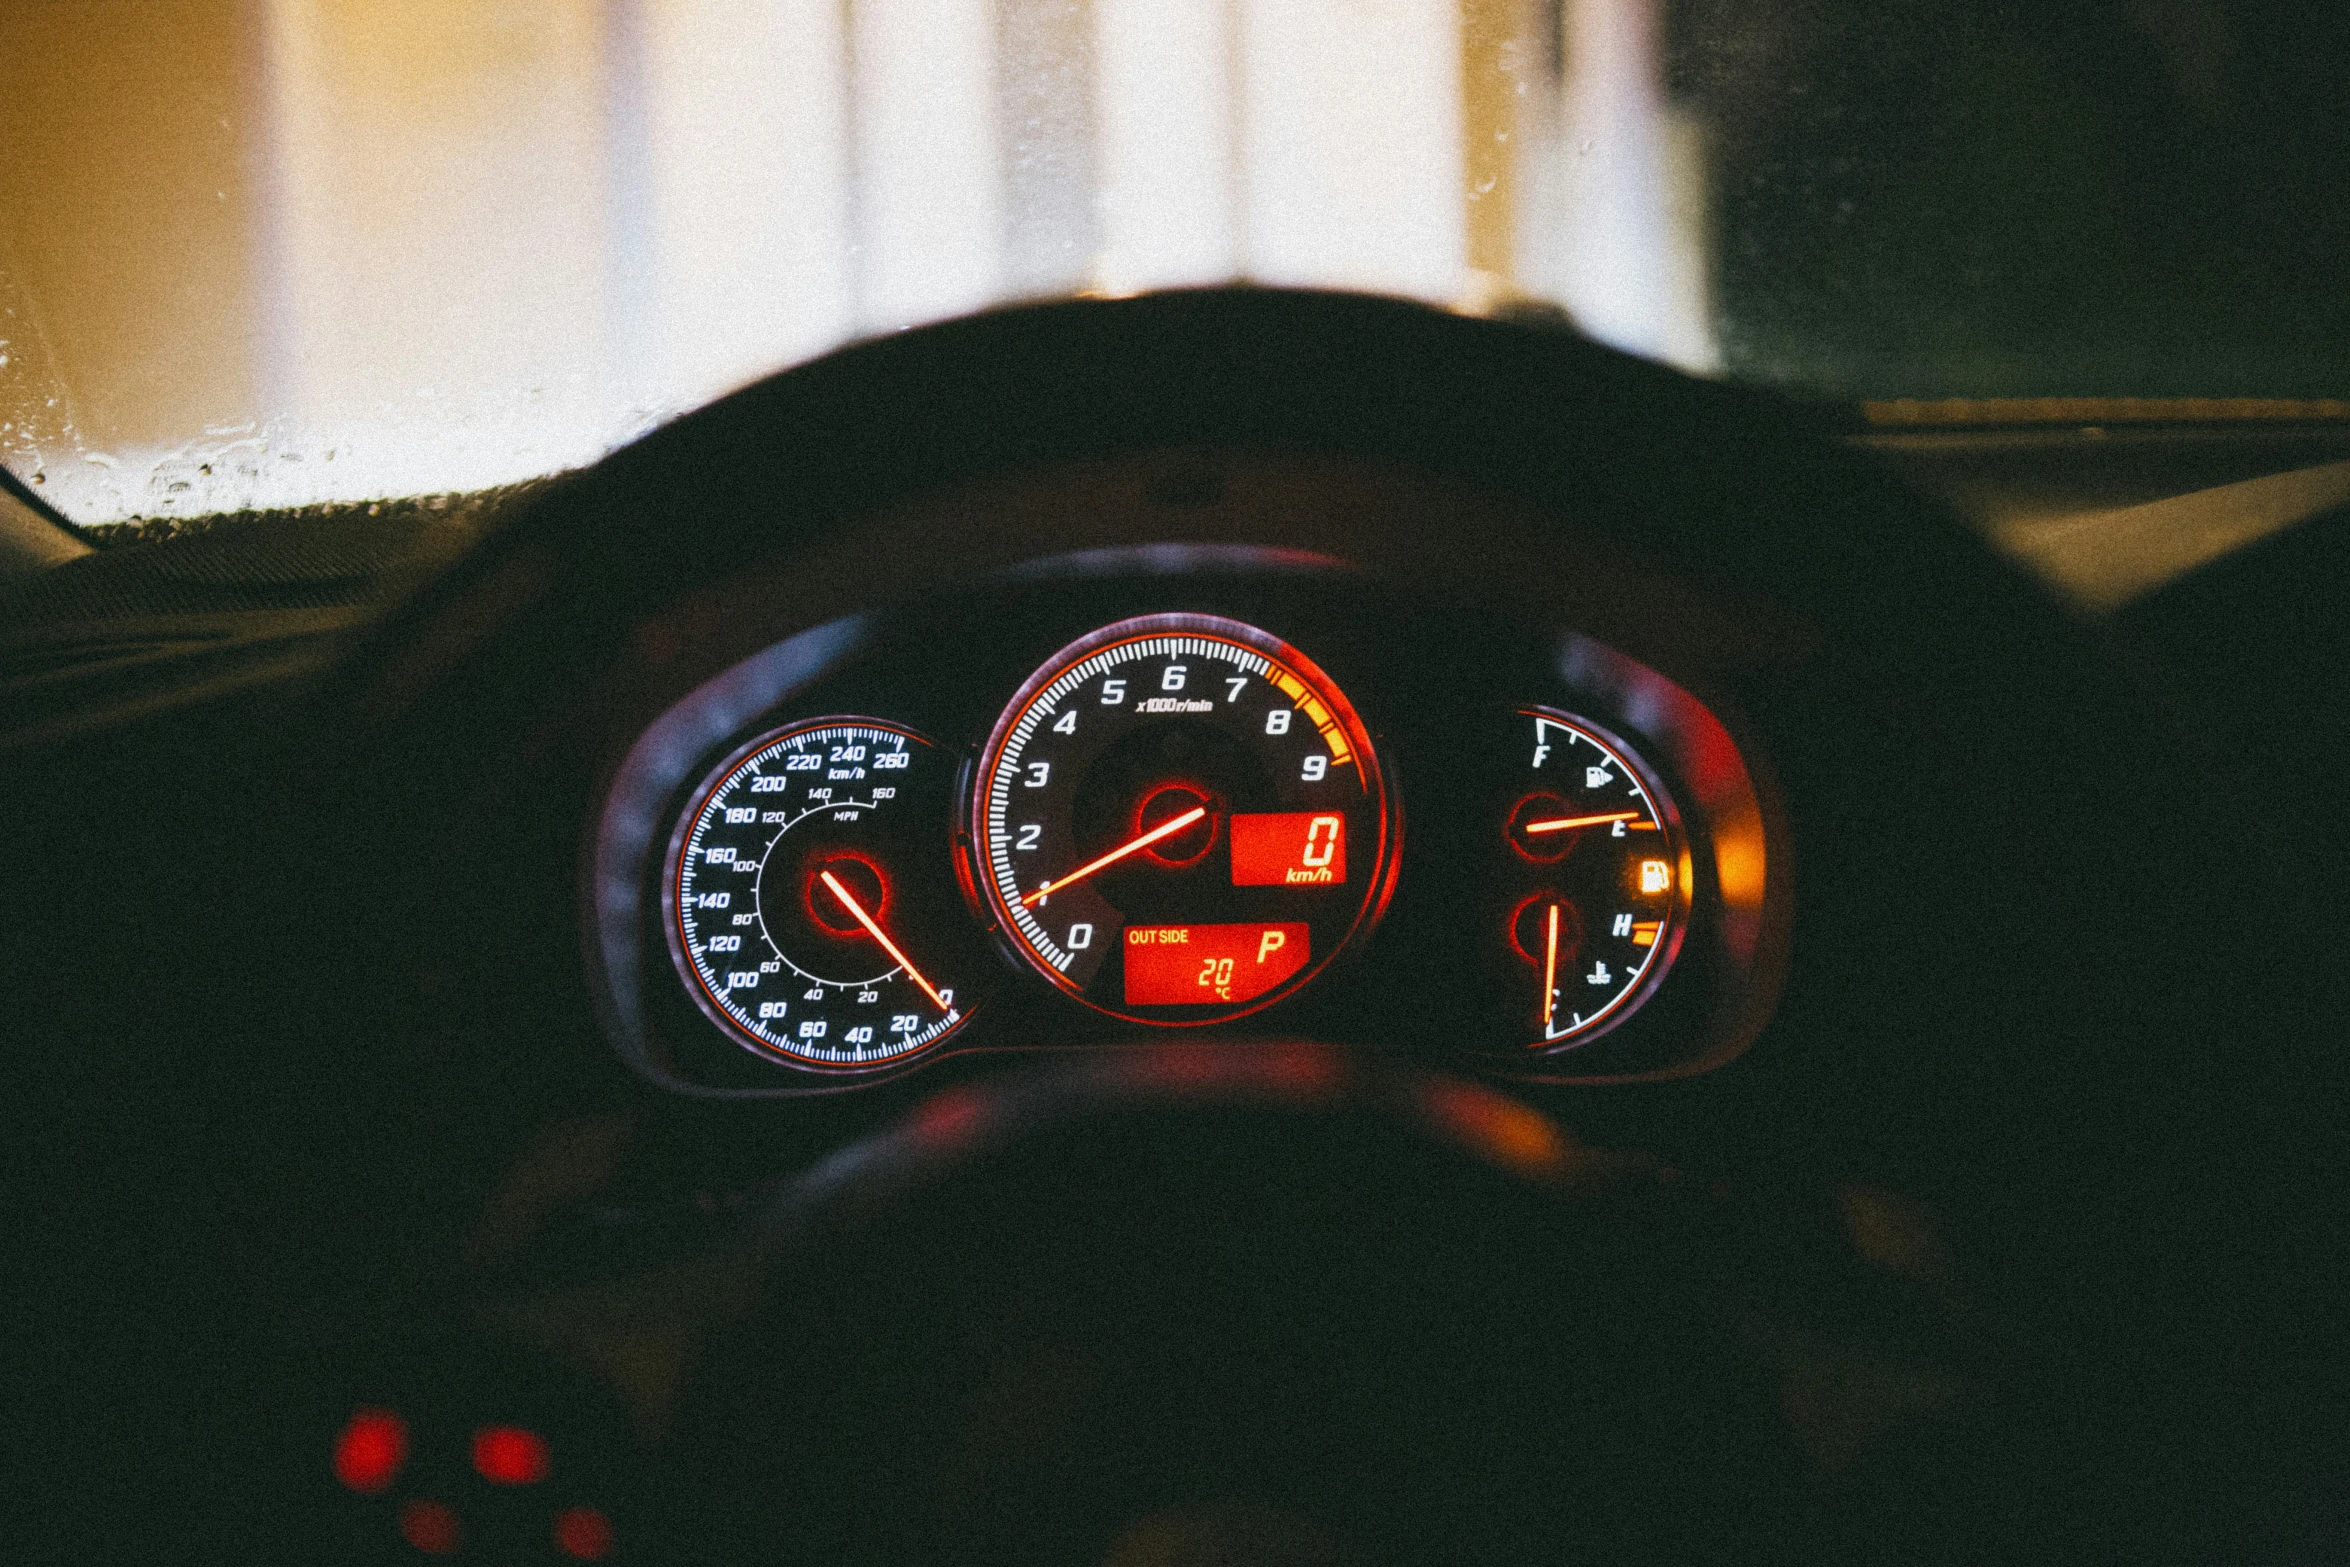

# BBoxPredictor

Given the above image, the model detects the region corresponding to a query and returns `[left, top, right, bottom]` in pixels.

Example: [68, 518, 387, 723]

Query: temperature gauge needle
[1524, 810, 1640, 835]
[1021, 805, 1208, 907]
[1542, 902, 1560, 1033]
[819, 869, 950, 1013]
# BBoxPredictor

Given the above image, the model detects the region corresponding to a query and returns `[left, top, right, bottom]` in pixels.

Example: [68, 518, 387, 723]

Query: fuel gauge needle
[1020, 806, 1208, 908]
[1524, 810, 1641, 834]
[1542, 902, 1560, 1034]
[819, 869, 950, 1013]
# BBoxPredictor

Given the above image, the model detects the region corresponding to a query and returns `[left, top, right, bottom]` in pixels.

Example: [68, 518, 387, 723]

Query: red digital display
[1228, 812, 1347, 886]
[1124, 923, 1309, 1005]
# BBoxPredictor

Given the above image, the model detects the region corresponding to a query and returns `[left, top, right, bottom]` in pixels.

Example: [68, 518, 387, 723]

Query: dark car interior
[6, 287, 2348, 1563]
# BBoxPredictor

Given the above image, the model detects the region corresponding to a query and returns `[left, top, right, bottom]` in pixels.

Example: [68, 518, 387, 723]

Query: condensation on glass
[3, 0, 2341, 526]
[2, 0, 1725, 524]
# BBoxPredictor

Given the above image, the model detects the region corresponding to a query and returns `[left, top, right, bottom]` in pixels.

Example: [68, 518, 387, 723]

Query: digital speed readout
[966, 614, 1397, 1024]
[1227, 812, 1345, 885]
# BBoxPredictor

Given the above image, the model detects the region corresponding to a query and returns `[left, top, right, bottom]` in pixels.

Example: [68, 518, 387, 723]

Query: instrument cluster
[588, 556, 1782, 1095]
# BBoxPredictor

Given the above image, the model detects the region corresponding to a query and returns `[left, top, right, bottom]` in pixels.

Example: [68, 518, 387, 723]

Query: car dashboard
[590, 507, 1783, 1099]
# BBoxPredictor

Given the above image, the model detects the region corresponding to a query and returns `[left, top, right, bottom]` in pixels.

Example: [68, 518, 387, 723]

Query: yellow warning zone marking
[1267, 667, 1353, 767]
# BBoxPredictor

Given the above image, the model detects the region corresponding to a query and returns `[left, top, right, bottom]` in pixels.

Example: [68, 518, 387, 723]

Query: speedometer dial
[666, 719, 975, 1068]
[967, 614, 1397, 1023]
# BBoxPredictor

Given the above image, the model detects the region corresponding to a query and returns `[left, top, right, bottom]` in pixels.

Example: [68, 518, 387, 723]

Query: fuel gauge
[1496, 709, 1690, 1049]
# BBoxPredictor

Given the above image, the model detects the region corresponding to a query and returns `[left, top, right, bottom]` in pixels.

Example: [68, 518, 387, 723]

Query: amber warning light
[1125, 923, 1309, 1005]
[1229, 812, 1346, 886]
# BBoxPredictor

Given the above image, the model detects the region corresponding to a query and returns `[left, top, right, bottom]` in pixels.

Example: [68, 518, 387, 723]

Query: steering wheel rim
[657, 1040, 2026, 1566]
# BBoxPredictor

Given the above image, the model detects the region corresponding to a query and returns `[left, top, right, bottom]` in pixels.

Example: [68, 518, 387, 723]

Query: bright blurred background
[2, 0, 2341, 525]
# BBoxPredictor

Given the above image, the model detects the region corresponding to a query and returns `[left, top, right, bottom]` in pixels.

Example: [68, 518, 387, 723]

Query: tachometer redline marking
[1019, 805, 1208, 908]
[818, 869, 949, 1013]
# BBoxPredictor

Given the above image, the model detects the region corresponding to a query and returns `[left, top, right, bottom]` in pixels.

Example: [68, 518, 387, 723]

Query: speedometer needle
[819, 869, 950, 1013]
[1020, 805, 1208, 908]
[1524, 810, 1641, 834]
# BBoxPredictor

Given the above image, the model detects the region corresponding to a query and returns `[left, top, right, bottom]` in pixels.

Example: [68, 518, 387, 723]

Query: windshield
[4, 0, 2344, 527]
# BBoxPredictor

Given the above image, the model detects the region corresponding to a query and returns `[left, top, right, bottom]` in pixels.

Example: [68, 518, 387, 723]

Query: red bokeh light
[1419, 1079, 1572, 1181]
[907, 1084, 990, 1149]
[331, 1409, 408, 1493]
[554, 1505, 616, 1560]
[398, 1499, 461, 1555]
[471, 1425, 552, 1486]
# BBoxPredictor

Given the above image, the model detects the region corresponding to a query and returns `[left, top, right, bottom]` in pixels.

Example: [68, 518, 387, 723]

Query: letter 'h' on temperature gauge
[1124, 923, 1309, 1005]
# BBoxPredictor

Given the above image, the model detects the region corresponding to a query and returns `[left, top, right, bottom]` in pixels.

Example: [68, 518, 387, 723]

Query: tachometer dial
[967, 614, 1397, 1023]
[666, 720, 975, 1068]
[1496, 708, 1689, 1049]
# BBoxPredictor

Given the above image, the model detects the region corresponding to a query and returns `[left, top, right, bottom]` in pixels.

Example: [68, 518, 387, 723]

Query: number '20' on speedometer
[965, 614, 1398, 1024]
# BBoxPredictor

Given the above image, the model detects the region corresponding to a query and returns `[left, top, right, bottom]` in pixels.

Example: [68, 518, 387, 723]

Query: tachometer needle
[1524, 810, 1641, 835]
[1021, 805, 1208, 908]
[819, 869, 950, 1013]
[1542, 902, 1560, 1034]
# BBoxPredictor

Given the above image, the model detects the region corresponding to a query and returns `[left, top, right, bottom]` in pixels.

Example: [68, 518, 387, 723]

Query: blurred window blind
[3, 0, 1710, 524]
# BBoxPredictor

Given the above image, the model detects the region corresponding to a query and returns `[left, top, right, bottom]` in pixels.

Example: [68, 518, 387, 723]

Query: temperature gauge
[1497, 708, 1690, 1049]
